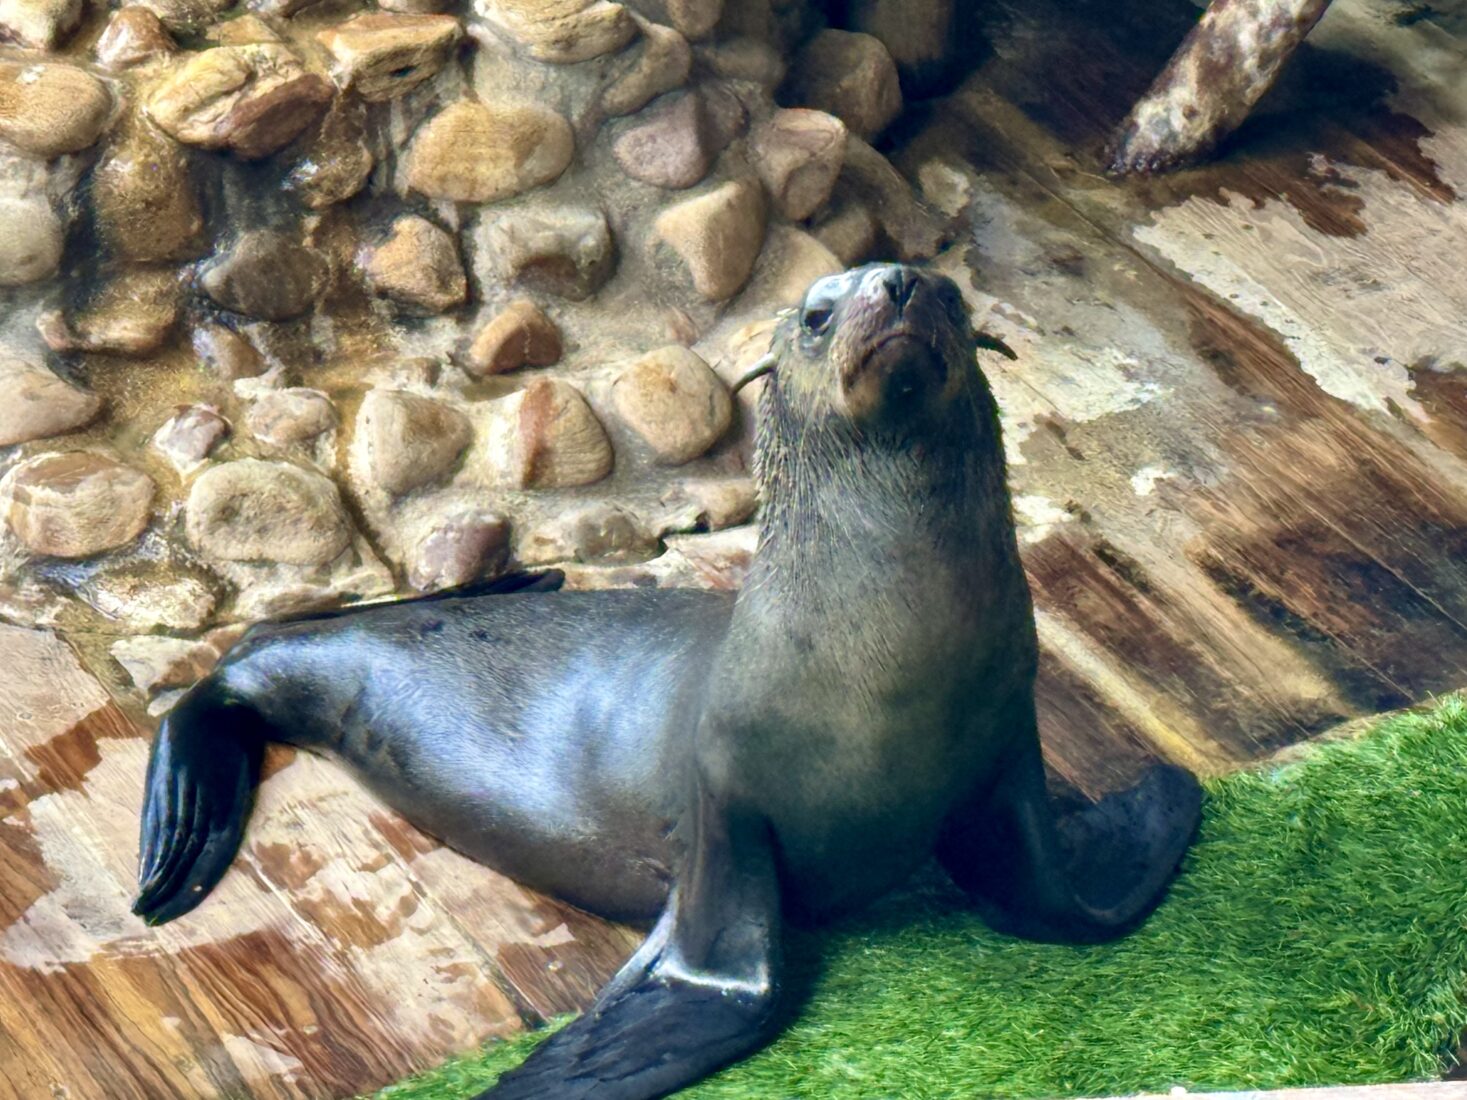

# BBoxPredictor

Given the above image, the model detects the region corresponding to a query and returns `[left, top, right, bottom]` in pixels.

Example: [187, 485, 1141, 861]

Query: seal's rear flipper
[938, 705, 1202, 944]
[133, 683, 264, 926]
[480, 795, 783, 1100]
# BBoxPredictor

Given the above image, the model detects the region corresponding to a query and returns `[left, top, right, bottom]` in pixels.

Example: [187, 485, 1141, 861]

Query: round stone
[152, 404, 228, 471]
[199, 230, 328, 321]
[405, 99, 573, 204]
[484, 379, 613, 489]
[355, 390, 472, 496]
[480, 204, 615, 301]
[0, 361, 102, 447]
[361, 215, 467, 314]
[245, 389, 337, 447]
[0, 62, 112, 159]
[0, 0, 84, 49]
[612, 345, 732, 464]
[192, 323, 266, 380]
[186, 459, 351, 565]
[612, 90, 715, 190]
[91, 124, 205, 263]
[0, 196, 62, 286]
[94, 7, 175, 68]
[653, 178, 765, 301]
[407, 510, 509, 591]
[6, 453, 154, 559]
[477, 0, 636, 64]
[315, 13, 462, 102]
[599, 19, 689, 118]
[519, 502, 658, 565]
[750, 108, 847, 222]
[788, 30, 902, 141]
[465, 299, 562, 376]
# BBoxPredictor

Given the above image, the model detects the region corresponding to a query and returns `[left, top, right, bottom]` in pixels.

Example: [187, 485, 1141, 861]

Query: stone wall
[0, 0, 954, 709]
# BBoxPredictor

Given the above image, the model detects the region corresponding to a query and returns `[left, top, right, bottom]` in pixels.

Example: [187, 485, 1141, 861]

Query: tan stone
[658, 477, 758, 532]
[192, 323, 266, 380]
[356, 390, 472, 496]
[654, 178, 766, 300]
[37, 269, 181, 358]
[152, 405, 229, 471]
[288, 98, 373, 209]
[519, 502, 658, 565]
[477, 0, 636, 64]
[137, 0, 231, 32]
[612, 90, 716, 190]
[95, 7, 176, 68]
[0, 361, 102, 447]
[6, 453, 155, 559]
[848, 0, 954, 93]
[789, 30, 901, 140]
[362, 216, 467, 314]
[484, 379, 612, 489]
[813, 195, 879, 265]
[750, 108, 846, 221]
[245, 388, 337, 447]
[612, 345, 731, 464]
[0, 0, 83, 49]
[0, 63, 112, 159]
[0, 196, 62, 286]
[185, 459, 351, 565]
[466, 299, 562, 376]
[481, 204, 614, 301]
[316, 13, 462, 102]
[405, 99, 573, 203]
[840, 136, 945, 261]
[92, 125, 204, 262]
[406, 510, 509, 592]
[600, 17, 689, 118]
[211, 12, 281, 44]
[146, 44, 333, 159]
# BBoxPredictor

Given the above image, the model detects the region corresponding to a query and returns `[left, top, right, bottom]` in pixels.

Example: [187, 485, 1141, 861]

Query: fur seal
[134, 263, 1202, 1100]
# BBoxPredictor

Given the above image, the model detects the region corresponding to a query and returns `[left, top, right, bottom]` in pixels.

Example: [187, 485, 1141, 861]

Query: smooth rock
[361, 215, 467, 314]
[407, 509, 508, 591]
[85, 572, 217, 632]
[476, 0, 637, 64]
[0, 361, 102, 446]
[0, 62, 112, 159]
[192, 323, 266, 380]
[212, 12, 282, 44]
[484, 379, 612, 489]
[245, 388, 337, 446]
[200, 230, 329, 321]
[481, 204, 614, 301]
[466, 298, 561, 376]
[519, 502, 657, 564]
[750, 108, 846, 221]
[653, 178, 765, 300]
[612, 345, 731, 464]
[288, 98, 372, 209]
[788, 30, 901, 141]
[92, 124, 205, 262]
[405, 99, 573, 203]
[599, 17, 688, 118]
[840, 136, 945, 260]
[847, 0, 954, 94]
[658, 477, 758, 532]
[137, 0, 231, 32]
[152, 404, 228, 470]
[6, 453, 154, 559]
[316, 13, 462, 102]
[186, 459, 351, 565]
[660, 0, 720, 38]
[0, 196, 62, 286]
[37, 269, 181, 357]
[0, 0, 82, 48]
[356, 389, 471, 496]
[146, 44, 333, 159]
[813, 194, 878, 265]
[743, 226, 841, 311]
[697, 35, 783, 86]
[95, 7, 175, 68]
[612, 90, 715, 190]
[111, 635, 220, 696]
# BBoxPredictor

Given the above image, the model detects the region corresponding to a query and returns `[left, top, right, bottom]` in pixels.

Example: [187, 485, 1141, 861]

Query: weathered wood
[1113, 1087, 1467, 1100]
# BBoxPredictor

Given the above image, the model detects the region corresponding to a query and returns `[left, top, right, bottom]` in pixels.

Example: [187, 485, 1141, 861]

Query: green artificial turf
[375, 696, 1467, 1100]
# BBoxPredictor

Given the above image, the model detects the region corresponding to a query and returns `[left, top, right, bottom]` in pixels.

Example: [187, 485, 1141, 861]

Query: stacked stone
[0, 0, 951, 704]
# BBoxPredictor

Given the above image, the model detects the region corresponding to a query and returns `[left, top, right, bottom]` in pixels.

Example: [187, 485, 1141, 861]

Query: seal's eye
[802, 303, 834, 335]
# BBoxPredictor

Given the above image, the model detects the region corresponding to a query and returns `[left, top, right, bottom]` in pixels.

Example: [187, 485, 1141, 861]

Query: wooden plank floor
[4, 0, 1467, 1096]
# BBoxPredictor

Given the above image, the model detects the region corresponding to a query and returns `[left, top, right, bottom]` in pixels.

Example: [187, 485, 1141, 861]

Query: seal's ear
[732, 353, 777, 393]
[977, 330, 1019, 361]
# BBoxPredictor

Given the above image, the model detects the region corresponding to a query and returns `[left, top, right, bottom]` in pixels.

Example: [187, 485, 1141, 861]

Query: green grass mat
[375, 697, 1467, 1099]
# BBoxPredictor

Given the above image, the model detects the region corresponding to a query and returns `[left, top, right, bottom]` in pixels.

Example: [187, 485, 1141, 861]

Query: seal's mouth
[848, 331, 947, 412]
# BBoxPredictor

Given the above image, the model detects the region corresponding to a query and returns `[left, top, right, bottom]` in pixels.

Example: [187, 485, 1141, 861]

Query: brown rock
[199, 230, 329, 321]
[612, 345, 731, 464]
[211, 13, 282, 44]
[0, 63, 112, 159]
[478, 0, 637, 64]
[288, 98, 372, 209]
[0, 361, 102, 447]
[813, 194, 878, 265]
[661, 0, 720, 38]
[789, 30, 901, 141]
[697, 35, 784, 86]
[316, 13, 462, 102]
[356, 390, 471, 496]
[137, 0, 231, 32]
[95, 7, 175, 68]
[653, 178, 765, 300]
[840, 136, 945, 260]
[361, 215, 466, 314]
[111, 635, 221, 696]
[481, 204, 615, 301]
[192, 323, 266, 380]
[484, 379, 612, 489]
[0, 196, 62, 286]
[245, 388, 337, 446]
[406, 100, 573, 203]
[185, 459, 351, 565]
[658, 477, 758, 532]
[466, 299, 561, 376]
[152, 404, 229, 470]
[612, 91, 716, 190]
[750, 108, 846, 221]
[847, 0, 954, 94]
[599, 17, 689, 118]
[0, 0, 83, 48]
[519, 502, 658, 564]
[6, 453, 154, 559]
[37, 269, 182, 358]
[146, 44, 333, 159]
[407, 510, 508, 592]
[92, 124, 204, 262]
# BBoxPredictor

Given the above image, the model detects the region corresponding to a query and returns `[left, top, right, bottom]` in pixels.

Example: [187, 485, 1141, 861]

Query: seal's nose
[879, 266, 921, 313]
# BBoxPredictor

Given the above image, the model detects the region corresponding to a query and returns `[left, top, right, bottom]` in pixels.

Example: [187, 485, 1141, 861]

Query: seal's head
[738, 264, 1014, 439]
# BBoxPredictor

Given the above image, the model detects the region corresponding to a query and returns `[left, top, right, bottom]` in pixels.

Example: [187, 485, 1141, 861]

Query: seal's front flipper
[480, 792, 783, 1100]
[939, 705, 1201, 944]
[133, 684, 264, 926]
